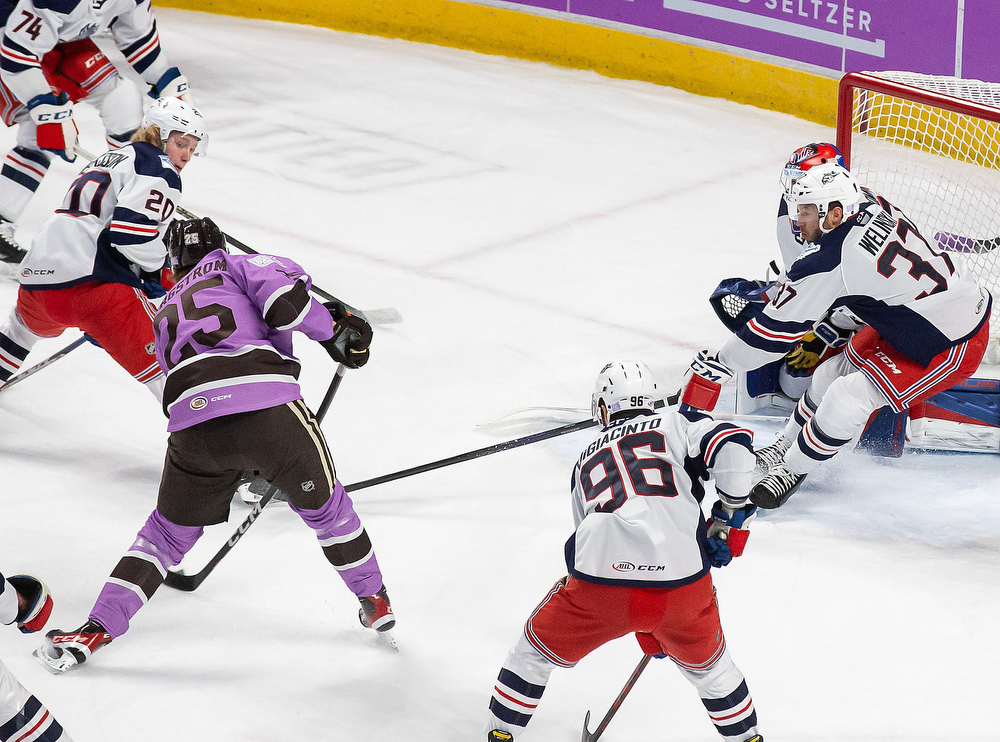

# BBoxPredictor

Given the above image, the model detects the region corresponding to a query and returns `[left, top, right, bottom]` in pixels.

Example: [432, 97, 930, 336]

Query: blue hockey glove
[709, 277, 775, 333]
[680, 350, 733, 412]
[705, 500, 757, 568]
[27, 92, 78, 162]
[150, 67, 191, 101]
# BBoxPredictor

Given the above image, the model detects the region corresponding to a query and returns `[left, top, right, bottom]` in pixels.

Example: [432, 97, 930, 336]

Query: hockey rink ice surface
[1, 9, 999, 741]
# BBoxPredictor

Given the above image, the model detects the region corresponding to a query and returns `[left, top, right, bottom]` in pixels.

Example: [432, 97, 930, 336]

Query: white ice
[1, 9, 998, 742]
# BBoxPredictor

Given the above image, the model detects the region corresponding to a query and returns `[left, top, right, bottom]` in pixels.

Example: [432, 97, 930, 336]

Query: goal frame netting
[835, 71, 1000, 363]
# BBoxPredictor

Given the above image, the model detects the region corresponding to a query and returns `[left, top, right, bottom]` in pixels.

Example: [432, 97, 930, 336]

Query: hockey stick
[581, 654, 652, 742]
[343, 417, 599, 493]
[163, 364, 347, 592]
[935, 231, 1000, 254]
[0, 336, 87, 395]
[73, 145, 401, 327]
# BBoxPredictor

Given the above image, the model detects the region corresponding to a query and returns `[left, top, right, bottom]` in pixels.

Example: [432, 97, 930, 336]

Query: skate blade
[33, 645, 77, 675]
[375, 629, 399, 652]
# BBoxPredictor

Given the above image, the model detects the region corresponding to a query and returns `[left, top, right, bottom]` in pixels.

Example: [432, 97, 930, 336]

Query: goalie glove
[680, 350, 733, 411]
[785, 317, 853, 370]
[7, 574, 53, 634]
[28, 93, 78, 163]
[709, 278, 775, 333]
[704, 500, 757, 568]
[150, 67, 192, 102]
[320, 301, 373, 369]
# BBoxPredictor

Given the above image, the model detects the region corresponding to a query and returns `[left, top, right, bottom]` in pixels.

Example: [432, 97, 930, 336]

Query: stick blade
[581, 710, 598, 742]
[163, 569, 199, 592]
[358, 307, 403, 325]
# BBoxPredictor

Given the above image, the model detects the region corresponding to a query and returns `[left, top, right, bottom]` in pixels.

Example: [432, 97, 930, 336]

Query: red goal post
[836, 71, 1000, 362]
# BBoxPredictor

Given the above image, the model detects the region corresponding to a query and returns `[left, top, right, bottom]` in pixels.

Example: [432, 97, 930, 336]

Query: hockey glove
[28, 93, 78, 163]
[139, 269, 167, 299]
[150, 67, 191, 101]
[785, 319, 853, 370]
[709, 278, 775, 334]
[680, 350, 733, 411]
[634, 632, 667, 659]
[7, 574, 53, 633]
[320, 301, 373, 369]
[705, 500, 757, 568]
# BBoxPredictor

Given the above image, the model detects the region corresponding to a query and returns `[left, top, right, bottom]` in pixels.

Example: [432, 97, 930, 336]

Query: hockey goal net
[836, 71, 1000, 365]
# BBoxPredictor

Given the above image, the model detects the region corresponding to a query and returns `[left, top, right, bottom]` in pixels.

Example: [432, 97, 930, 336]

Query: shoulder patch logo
[248, 255, 283, 268]
[301, 480, 315, 492]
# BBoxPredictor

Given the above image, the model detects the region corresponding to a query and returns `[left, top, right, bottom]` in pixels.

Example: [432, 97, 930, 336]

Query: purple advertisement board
[504, 0, 1000, 83]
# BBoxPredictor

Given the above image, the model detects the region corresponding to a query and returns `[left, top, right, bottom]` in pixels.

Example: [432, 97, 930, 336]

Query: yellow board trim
[154, 0, 838, 125]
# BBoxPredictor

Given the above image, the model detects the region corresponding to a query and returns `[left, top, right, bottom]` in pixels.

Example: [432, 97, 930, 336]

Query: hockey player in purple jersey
[1, 570, 72, 740]
[35, 217, 395, 673]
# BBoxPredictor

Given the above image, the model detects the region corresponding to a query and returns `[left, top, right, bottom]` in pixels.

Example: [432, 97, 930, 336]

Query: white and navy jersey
[95, 0, 172, 87]
[565, 408, 754, 588]
[722, 190, 992, 370]
[0, 0, 99, 105]
[19, 142, 180, 290]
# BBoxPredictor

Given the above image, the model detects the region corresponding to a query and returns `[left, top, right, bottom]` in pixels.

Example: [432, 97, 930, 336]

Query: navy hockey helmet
[165, 217, 227, 272]
[592, 361, 659, 426]
[780, 142, 845, 196]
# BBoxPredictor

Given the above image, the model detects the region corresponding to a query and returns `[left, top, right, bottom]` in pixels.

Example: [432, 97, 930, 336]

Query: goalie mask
[591, 361, 659, 426]
[142, 97, 209, 156]
[779, 142, 844, 196]
[165, 217, 227, 272]
[784, 163, 863, 234]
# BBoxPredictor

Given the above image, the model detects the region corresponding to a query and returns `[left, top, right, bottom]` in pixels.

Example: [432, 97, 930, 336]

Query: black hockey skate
[754, 435, 790, 473]
[34, 619, 112, 674]
[0, 217, 26, 264]
[750, 463, 805, 509]
[359, 585, 397, 651]
[487, 732, 514, 741]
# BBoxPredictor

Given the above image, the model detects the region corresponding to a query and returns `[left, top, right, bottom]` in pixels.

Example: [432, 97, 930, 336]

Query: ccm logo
[612, 562, 665, 572]
[210, 394, 232, 402]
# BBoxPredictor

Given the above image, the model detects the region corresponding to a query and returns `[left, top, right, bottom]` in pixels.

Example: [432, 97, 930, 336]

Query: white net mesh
[844, 71, 1000, 359]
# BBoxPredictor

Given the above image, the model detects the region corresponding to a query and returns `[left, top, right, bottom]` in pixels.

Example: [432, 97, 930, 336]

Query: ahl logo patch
[190, 396, 208, 410]
[612, 561, 636, 572]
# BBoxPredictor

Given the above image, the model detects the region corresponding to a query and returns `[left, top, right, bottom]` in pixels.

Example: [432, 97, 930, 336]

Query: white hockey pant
[486, 633, 759, 741]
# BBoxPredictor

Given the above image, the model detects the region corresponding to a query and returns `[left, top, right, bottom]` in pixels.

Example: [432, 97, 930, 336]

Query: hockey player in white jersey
[0, 0, 192, 265]
[1, 570, 72, 741]
[681, 162, 992, 509]
[486, 361, 763, 742]
[0, 97, 206, 398]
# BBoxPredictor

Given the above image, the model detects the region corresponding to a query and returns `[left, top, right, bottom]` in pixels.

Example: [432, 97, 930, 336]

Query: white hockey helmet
[783, 163, 863, 233]
[142, 97, 208, 156]
[591, 361, 659, 425]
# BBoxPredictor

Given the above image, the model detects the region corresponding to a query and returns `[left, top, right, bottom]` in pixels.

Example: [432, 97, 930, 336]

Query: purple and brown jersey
[153, 249, 336, 431]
